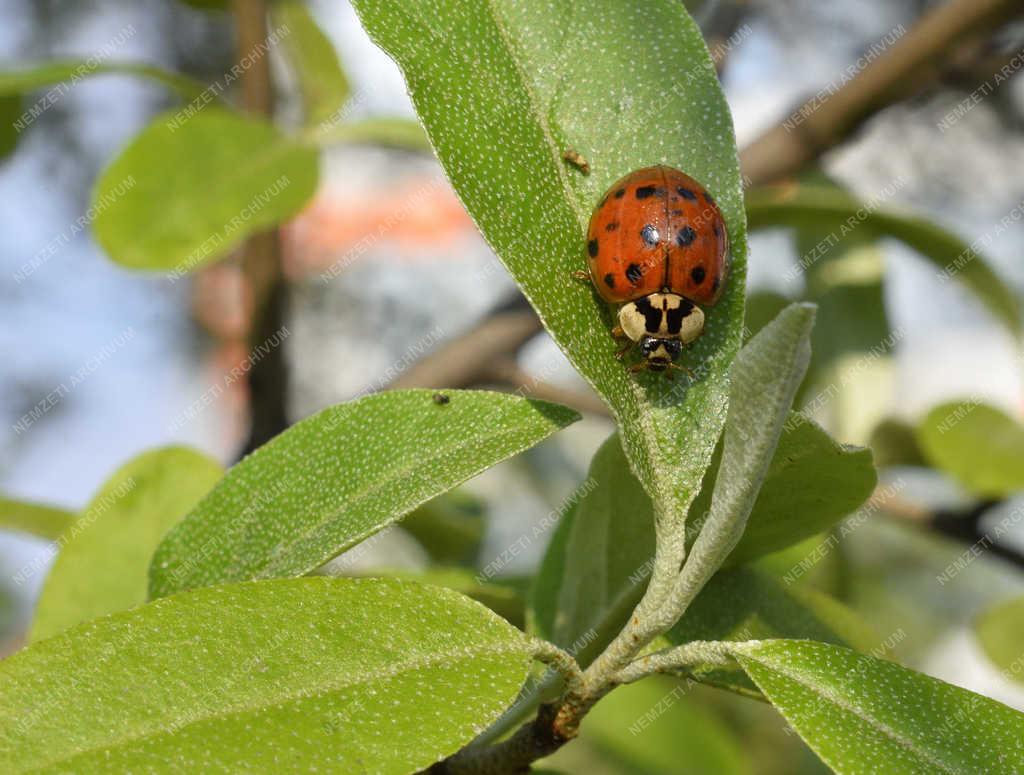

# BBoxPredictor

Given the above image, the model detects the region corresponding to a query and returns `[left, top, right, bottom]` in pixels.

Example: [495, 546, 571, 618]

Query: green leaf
[917, 401, 1024, 497]
[0, 60, 207, 103]
[401, 491, 486, 566]
[530, 433, 655, 668]
[743, 291, 790, 341]
[0, 578, 532, 774]
[868, 417, 927, 468]
[151, 390, 578, 597]
[530, 417, 871, 676]
[746, 184, 1021, 337]
[0, 94, 20, 158]
[548, 676, 749, 775]
[0, 60, 205, 156]
[179, 0, 228, 10]
[30, 447, 222, 643]
[658, 567, 876, 697]
[748, 182, 897, 439]
[271, 0, 351, 127]
[974, 596, 1024, 683]
[797, 229, 894, 440]
[93, 109, 319, 272]
[353, 567, 525, 628]
[807, 273, 888, 354]
[678, 304, 815, 596]
[315, 116, 432, 152]
[534, 415, 872, 667]
[733, 639, 1024, 774]
[753, 533, 846, 593]
[528, 492, 577, 641]
[804, 272, 889, 391]
[687, 413, 877, 566]
[668, 568, 876, 650]
[796, 199, 885, 300]
[0, 497, 74, 542]
[0, 587, 15, 640]
[351, 0, 748, 530]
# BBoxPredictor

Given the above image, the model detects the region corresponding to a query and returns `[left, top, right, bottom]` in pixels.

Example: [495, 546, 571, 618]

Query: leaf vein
[31, 642, 528, 772]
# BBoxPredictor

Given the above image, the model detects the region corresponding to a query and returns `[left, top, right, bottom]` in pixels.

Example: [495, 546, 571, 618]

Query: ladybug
[579, 165, 729, 375]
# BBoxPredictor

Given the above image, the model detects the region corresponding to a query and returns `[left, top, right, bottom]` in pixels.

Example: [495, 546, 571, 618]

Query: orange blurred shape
[191, 261, 252, 341]
[281, 175, 475, 280]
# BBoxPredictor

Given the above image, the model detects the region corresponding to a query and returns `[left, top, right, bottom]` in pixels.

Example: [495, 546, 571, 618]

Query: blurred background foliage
[2, 0, 1024, 771]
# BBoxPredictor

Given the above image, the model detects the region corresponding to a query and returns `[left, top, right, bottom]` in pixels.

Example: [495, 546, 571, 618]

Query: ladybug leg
[612, 328, 634, 359]
[570, 270, 591, 283]
[628, 361, 648, 374]
[668, 362, 696, 380]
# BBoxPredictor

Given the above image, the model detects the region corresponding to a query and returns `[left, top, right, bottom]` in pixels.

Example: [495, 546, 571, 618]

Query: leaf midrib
[482, 0, 585, 230]
[466, 0, 673, 511]
[367, 0, 714, 518]
[23, 641, 527, 772]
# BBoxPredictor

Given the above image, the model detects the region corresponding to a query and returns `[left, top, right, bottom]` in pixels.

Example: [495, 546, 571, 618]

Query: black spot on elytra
[712, 277, 721, 293]
[604, 273, 615, 289]
[635, 186, 664, 199]
[713, 222, 722, 238]
[626, 263, 643, 285]
[676, 187, 697, 201]
[670, 209, 684, 216]
[605, 221, 619, 232]
[588, 239, 599, 258]
[614, 188, 626, 199]
[633, 296, 663, 332]
[691, 266, 707, 285]
[676, 226, 697, 247]
[704, 192, 716, 205]
[640, 224, 660, 246]
[664, 298, 695, 334]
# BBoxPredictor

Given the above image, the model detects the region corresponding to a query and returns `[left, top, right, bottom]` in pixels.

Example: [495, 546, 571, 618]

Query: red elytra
[586, 165, 729, 306]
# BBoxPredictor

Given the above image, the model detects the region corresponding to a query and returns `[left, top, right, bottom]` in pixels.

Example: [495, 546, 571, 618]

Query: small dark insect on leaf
[562, 148, 590, 174]
[432, 393, 450, 405]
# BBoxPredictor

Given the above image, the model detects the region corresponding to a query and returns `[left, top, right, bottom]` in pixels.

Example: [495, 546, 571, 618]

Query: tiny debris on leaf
[562, 149, 590, 174]
[432, 393, 450, 405]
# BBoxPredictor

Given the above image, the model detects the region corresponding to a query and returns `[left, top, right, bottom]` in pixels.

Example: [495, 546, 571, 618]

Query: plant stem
[741, 0, 1023, 185]
[471, 673, 550, 748]
[433, 640, 738, 774]
[616, 640, 735, 684]
[430, 2, 1024, 771]
[388, 306, 541, 390]
[231, 0, 291, 457]
[575, 499, 696, 680]
[430, 643, 584, 775]
[440, 502, 710, 773]
[430, 702, 570, 775]
[530, 639, 585, 698]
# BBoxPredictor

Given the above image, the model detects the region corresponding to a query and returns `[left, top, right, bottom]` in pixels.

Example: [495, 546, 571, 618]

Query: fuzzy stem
[530, 639, 585, 698]
[616, 640, 735, 685]
[575, 499, 695, 681]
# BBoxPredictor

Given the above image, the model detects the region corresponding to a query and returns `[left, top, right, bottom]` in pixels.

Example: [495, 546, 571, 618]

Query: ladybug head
[639, 336, 683, 370]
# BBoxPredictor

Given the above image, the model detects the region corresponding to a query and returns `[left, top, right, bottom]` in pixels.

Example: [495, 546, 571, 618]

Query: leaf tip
[523, 397, 583, 428]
